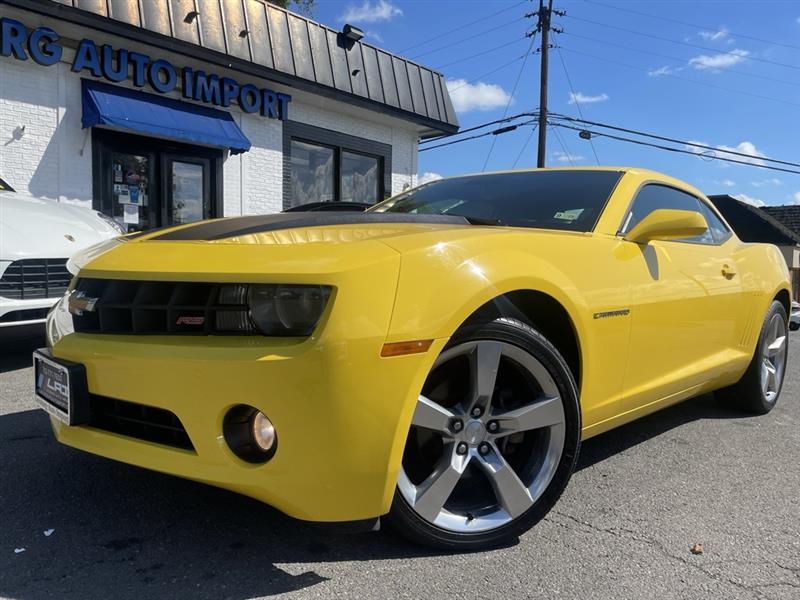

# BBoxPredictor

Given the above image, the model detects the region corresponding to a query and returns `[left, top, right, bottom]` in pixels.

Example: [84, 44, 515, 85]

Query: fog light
[252, 411, 275, 451]
[223, 405, 278, 463]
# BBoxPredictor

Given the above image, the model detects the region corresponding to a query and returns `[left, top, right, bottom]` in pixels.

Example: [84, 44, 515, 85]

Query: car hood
[0, 193, 120, 261]
[75, 213, 538, 278]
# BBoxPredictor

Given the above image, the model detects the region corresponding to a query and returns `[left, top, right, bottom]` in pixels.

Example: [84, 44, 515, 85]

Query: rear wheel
[387, 318, 580, 550]
[716, 300, 788, 415]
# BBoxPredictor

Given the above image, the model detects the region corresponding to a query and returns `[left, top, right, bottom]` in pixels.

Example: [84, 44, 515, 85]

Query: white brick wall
[0, 55, 419, 216]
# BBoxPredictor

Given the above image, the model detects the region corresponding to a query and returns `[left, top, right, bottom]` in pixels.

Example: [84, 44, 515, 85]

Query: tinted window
[696, 200, 731, 243]
[622, 184, 721, 244]
[370, 170, 623, 232]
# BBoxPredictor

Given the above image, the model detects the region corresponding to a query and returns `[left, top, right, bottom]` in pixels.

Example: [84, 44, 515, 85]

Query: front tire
[716, 300, 788, 415]
[386, 318, 581, 550]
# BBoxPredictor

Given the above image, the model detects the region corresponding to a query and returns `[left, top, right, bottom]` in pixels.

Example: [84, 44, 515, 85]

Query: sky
[311, 0, 800, 207]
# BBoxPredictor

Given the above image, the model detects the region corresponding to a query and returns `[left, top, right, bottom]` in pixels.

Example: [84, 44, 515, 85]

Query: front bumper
[43, 244, 446, 523]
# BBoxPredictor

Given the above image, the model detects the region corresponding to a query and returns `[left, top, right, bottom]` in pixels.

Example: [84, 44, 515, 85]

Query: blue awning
[81, 80, 251, 154]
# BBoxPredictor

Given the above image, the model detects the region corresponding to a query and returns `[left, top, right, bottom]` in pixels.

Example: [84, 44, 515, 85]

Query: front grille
[88, 395, 194, 451]
[0, 259, 71, 300]
[72, 279, 257, 335]
[0, 308, 49, 323]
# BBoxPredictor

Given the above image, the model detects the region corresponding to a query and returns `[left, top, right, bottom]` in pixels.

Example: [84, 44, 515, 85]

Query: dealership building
[0, 0, 458, 231]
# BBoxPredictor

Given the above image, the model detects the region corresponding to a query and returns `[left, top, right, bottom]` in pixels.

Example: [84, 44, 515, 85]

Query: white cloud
[417, 172, 443, 185]
[716, 141, 766, 166]
[686, 140, 767, 166]
[792, 192, 800, 204]
[719, 179, 736, 187]
[698, 27, 729, 42]
[568, 92, 609, 105]
[648, 65, 675, 77]
[446, 79, 511, 113]
[340, 0, 402, 24]
[365, 30, 384, 43]
[689, 49, 748, 71]
[751, 178, 782, 188]
[553, 150, 584, 163]
[733, 193, 765, 207]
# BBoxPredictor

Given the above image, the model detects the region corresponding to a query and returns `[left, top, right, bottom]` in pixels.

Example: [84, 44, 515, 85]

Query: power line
[585, 0, 800, 54]
[434, 37, 527, 70]
[552, 121, 800, 176]
[558, 46, 800, 109]
[565, 13, 800, 73]
[421, 120, 537, 153]
[553, 46, 600, 164]
[561, 30, 800, 89]
[550, 126, 575, 165]
[398, 1, 527, 54]
[420, 110, 536, 145]
[409, 17, 524, 60]
[512, 126, 539, 168]
[482, 32, 538, 171]
[548, 113, 800, 169]
[446, 53, 532, 94]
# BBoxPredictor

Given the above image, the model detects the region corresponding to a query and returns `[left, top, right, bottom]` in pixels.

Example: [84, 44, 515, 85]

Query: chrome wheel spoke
[412, 395, 455, 433]
[764, 362, 777, 394]
[467, 341, 502, 414]
[412, 447, 470, 521]
[492, 396, 564, 435]
[476, 445, 533, 518]
[767, 334, 786, 358]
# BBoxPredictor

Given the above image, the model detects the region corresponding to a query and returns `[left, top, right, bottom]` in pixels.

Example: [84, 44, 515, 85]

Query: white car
[790, 301, 800, 331]
[0, 190, 123, 330]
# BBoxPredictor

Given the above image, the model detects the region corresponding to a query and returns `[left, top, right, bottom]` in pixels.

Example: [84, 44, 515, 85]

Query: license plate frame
[33, 349, 90, 426]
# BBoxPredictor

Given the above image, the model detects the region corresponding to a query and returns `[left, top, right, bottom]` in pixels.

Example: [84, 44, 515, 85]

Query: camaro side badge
[176, 316, 205, 326]
[67, 291, 98, 316]
[593, 309, 631, 320]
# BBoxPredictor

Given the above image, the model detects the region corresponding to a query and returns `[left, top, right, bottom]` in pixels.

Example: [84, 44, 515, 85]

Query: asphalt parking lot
[0, 330, 798, 600]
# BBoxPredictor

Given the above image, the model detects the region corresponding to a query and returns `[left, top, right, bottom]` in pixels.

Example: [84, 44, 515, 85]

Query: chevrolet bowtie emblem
[67, 290, 98, 316]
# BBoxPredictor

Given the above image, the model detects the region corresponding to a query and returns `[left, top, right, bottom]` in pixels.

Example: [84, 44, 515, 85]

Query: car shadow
[0, 327, 45, 374]
[0, 391, 751, 599]
[576, 392, 749, 471]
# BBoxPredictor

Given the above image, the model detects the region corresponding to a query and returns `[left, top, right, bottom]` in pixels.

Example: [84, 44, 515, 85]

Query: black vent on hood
[150, 213, 470, 241]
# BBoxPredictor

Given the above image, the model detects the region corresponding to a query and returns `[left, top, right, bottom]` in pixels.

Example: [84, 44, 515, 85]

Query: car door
[619, 185, 743, 411]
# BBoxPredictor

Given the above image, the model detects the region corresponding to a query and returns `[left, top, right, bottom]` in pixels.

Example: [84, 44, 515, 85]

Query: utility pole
[530, 0, 564, 168]
[536, 0, 551, 168]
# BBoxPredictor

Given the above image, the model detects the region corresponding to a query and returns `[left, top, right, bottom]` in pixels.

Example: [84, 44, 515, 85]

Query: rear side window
[621, 184, 724, 245]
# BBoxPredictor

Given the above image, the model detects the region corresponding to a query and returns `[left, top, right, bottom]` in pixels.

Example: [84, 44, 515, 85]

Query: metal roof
[15, 0, 459, 136]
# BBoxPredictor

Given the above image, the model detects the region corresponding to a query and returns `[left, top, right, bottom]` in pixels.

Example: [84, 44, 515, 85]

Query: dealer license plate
[33, 349, 89, 425]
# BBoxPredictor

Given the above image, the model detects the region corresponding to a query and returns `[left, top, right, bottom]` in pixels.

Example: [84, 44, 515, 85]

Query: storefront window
[341, 151, 379, 203]
[290, 140, 335, 206]
[111, 152, 151, 231]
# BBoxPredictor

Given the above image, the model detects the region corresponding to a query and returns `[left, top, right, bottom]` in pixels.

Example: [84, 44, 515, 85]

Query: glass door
[163, 155, 212, 225]
[109, 151, 156, 232]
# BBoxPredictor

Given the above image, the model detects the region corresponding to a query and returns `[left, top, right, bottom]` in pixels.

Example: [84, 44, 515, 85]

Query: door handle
[721, 264, 737, 279]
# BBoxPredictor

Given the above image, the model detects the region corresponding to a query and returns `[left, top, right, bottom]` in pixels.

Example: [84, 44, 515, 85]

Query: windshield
[369, 170, 623, 232]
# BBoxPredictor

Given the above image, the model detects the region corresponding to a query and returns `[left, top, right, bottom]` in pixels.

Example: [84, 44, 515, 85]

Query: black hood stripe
[151, 213, 470, 241]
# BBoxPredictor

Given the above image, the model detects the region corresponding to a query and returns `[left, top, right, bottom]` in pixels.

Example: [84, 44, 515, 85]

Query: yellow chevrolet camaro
[35, 167, 790, 549]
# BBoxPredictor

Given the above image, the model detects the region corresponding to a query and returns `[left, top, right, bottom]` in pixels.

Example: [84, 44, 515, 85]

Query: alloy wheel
[761, 313, 787, 403]
[397, 340, 566, 533]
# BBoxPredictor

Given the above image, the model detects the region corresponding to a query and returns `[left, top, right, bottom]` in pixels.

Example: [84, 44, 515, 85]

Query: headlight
[96, 211, 125, 234]
[247, 284, 332, 336]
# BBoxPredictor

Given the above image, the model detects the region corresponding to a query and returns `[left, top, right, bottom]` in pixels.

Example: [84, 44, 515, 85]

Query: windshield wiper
[460, 215, 506, 226]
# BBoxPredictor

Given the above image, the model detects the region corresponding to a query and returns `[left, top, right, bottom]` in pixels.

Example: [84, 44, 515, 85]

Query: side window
[696, 200, 732, 244]
[621, 184, 716, 244]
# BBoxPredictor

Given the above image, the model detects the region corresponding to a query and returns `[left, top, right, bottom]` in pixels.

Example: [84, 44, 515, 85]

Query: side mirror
[623, 209, 708, 244]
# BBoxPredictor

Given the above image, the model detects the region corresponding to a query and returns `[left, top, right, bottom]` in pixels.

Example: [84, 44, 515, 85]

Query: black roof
[760, 205, 800, 237]
[13, 0, 459, 137]
[708, 195, 800, 245]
